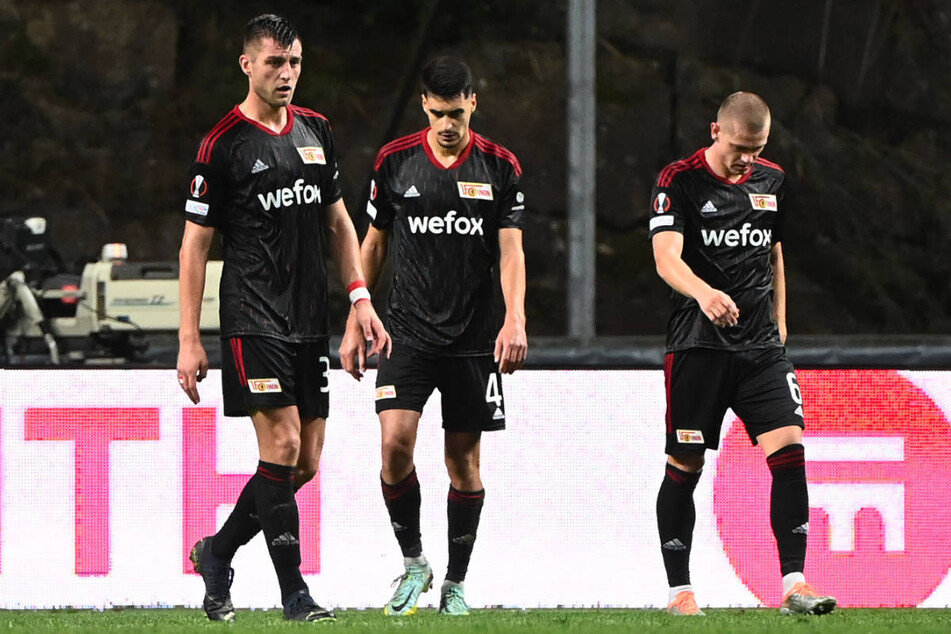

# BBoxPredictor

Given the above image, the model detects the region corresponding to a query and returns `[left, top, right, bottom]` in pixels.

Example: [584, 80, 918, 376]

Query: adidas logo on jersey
[700, 200, 717, 214]
[251, 159, 270, 174]
[403, 185, 420, 198]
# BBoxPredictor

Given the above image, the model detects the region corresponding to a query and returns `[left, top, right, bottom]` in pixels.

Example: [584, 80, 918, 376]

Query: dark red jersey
[367, 129, 524, 355]
[648, 148, 787, 352]
[183, 104, 342, 341]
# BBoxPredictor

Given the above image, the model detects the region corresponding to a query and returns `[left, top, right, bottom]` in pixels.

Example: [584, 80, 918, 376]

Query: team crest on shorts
[676, 429, 705, 444]
[248, 378, 282, 393]
[376, 385, 397, 400]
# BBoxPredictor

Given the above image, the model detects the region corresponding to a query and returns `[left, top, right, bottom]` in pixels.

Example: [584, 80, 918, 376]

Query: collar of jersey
[232, 104, 295, 136]
[697, 147, 754, 186]
[422, 128, 476, 170]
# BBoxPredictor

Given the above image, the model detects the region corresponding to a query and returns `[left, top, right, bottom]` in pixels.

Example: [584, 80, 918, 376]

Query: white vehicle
[0, 216, 221, 365]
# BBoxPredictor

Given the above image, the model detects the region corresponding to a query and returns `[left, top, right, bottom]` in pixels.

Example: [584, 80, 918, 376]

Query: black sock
[254, 461, 307, 602]
[212, 476, 260, 561]
[446, 486, 485, 583]
[767, 444, 808, 576]
[656, 463, 701, 587]
[382, 469, 423, 558]
[213, 476, 309, 561]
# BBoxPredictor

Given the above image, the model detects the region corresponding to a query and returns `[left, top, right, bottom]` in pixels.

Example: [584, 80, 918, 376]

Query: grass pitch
[2, 607, 951, 633]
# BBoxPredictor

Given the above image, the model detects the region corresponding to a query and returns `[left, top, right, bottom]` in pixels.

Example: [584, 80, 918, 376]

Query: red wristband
[347, 280, 371, 305]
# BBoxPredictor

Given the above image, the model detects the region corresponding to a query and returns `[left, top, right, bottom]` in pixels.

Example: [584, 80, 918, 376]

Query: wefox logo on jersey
[257, 179, 322, 211]
[407, 210, 484, 236]
[701, 223, 772, 247]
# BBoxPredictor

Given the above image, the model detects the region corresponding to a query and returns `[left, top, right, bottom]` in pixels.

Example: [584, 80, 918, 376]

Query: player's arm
[495, 227, 528, 374]
[324, 199, 391, 378]
[770, 242, 787, 344]
[651, 230, 739, 327]
[339, 223, 391, 379]
[177, 221, 215, 404]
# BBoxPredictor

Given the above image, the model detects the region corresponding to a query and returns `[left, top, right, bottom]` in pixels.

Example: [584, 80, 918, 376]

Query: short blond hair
[717, 92, 771, 133]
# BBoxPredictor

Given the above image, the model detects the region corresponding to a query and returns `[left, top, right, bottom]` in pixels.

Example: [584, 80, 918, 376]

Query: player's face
[710, 118, 770, 179]
[422, 92, 477, 151]
[240, 37, 302, 109]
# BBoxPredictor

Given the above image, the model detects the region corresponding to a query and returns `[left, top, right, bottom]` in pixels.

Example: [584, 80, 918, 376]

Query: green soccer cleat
[438, 581, 470, 616]
[780, 582, 837, 616]
[383, 562, 433, 616]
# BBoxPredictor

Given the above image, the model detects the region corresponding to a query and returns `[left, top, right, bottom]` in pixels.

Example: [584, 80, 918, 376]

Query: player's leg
[191, 336, 295, 622]
[277, 338, 336, 622]
[659, 453, 704, 616]
[658, 349, 729, 616]
[380, 408, 432, 615]
[737, 349, 835, 615]
[376, 344, 435, 616]
[436, 355, 504, 615]
[196, 340, 330, 622]
[381, 408, 426, 558]
[247, 405, 308, 596]
[292, 339, 331, 490]
[441, 430, 483, 616]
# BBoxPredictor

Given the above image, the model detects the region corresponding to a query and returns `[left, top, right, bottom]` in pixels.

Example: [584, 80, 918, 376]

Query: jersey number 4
[485, 373, 503, 407]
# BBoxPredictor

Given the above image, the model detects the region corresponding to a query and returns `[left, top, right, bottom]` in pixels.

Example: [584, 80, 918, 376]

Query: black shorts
[221, 336, 330, 419]
[374, 343, 506, 432]
[663, 346, 804, 455]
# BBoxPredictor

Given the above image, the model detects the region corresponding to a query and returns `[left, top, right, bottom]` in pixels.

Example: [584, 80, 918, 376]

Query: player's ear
[470, 92, 477, 112]
[239, 54, 252, 77]
[710, 121, 720, 141]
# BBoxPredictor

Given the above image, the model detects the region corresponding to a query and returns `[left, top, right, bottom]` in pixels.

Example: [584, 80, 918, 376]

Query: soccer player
[648, 92, 836, 616]
[176, 14, 389, 623]
[339, 56, 527, 616]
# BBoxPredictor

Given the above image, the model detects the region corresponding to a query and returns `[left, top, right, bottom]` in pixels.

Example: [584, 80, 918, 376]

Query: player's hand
[177, 337, 208, 404]
[340, 302, 391, 380]
[494, 318, 527, 374]
[698, 288, 740, 328]
[339, 310, 365, 380]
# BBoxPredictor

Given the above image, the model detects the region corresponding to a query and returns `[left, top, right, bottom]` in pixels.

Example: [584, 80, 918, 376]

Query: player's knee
[381, 433, 414, 463]
[445, 453, 479, 482]
[268, 432, 302, 464]
[295, 466, 317, 488]
[668, 453, 704, 473]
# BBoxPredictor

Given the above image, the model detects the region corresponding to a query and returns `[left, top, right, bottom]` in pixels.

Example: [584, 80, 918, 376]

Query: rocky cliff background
[1, 0, 949, 336]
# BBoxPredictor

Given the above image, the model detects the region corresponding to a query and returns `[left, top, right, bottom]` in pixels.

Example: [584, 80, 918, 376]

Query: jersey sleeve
[319, 122, 343, 206]
[647, 174, 685, 239]
[497, 160, 525, 230]
[366, 157, 395, 230]
[183, 149, 227, 228]
[773, 179, 787, 244]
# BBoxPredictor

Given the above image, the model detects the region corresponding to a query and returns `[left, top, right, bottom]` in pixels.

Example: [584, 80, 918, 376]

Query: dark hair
[244, 14, 298, 51]
[421, 56, 473, 98]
